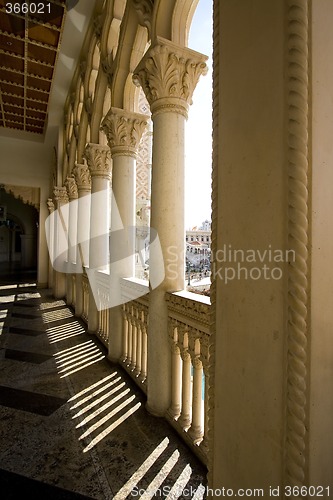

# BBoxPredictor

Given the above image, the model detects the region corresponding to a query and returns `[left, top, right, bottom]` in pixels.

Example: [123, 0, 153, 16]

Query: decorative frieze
[166, 291, 210, 332]
[84, 143, 111, 179]
[73, 162, 91, 192]
[101, 107, 149, 158]
[133, 37, 208, 118]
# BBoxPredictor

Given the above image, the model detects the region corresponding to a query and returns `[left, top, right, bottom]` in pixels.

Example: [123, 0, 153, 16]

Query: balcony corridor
[0, 271, 207, 499]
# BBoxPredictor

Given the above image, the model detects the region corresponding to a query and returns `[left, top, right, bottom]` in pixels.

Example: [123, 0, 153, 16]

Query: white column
[84, 143, 111, 334]
[101, 107, 149, 362]
[53, 186, 69, 299]
[64, 175, 78, 268]
[73, 162, 91, 318]
[133, 37, 208, 416]
[64, 175, 78, 305]
[46, 198, 55, 288]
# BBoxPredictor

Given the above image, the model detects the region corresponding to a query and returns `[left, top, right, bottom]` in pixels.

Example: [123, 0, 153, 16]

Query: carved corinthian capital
[64, 175, 78, 200]
[53, 186, 69, 206]
[101, 108, 149, 158]
[133, 36, 208, 118]
[73, 161, 91, 193]
[84, 143, 111, 179]
[47, 198, 55, 213]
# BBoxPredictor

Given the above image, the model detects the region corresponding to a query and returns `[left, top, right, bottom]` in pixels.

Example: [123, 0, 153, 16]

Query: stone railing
[120, 278, 149, 393]
[82, 272, 89, 323]
[166, 290, 210, 464]
[95, 270, 110, 346]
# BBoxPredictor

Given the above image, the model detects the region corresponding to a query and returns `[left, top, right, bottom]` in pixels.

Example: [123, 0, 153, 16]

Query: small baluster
[167, 341, 182, 420]
[130, 311, 137, 371]
[188, 355, 204, 443]
[121, 306, 128, 363]
[140, 326, 148, 382]
[134, 314, 142, 377]
[127, 309, 133, 367]
[178, 349, 192, 429]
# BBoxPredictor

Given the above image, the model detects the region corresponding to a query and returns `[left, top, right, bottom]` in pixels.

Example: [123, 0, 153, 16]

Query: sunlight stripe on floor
[60, 355, 105, 378]
[79, 394, 136, 439]
[76, 389, 132, 429]
[83, 402, 141, 453]
[54, 340, 93, 358]
[113, 437, 170, 499]
[165, 464, 192, 499]
[140, 450, 180, 500]
[68, 373, 117, 402]
[70, 376, 121, 410]
[73, 383, 127, 420]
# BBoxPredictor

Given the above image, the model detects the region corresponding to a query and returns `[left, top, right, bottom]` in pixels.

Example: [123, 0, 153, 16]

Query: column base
[145, 402, 166, 418]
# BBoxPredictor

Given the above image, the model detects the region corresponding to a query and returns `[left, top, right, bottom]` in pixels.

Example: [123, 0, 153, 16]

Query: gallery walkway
[0, 273, 207, 499]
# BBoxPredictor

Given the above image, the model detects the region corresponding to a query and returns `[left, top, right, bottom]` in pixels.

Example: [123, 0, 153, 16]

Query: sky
[185, 0, 213, 230]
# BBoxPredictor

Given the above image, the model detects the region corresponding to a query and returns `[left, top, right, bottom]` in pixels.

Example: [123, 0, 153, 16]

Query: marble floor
[0, 273, 207, 499]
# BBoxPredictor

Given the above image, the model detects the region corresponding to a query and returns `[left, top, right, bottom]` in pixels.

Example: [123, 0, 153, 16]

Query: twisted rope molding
[285, 0, 309, 491]
[206, 0, 220, 484]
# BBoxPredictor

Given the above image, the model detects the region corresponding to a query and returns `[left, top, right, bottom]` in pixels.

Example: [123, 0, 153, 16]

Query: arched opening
[0, 187, 38, 279]
[185, 0, 213, 291]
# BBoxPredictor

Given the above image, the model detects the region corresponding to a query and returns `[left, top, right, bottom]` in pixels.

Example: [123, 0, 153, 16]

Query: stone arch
[112, 7, 149, 111]
[88, 43, 100, 100]
[151, 0, 199, 46]
[172, 0, 199, 45]
[90, 68, 108, 143]
[99, 0, 125, 63]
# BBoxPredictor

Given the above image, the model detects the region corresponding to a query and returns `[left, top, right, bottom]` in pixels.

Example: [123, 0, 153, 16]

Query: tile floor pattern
[0, 275, 207, 499]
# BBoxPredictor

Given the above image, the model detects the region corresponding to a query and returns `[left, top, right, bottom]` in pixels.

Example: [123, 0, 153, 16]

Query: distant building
[186, 222, 211, 269]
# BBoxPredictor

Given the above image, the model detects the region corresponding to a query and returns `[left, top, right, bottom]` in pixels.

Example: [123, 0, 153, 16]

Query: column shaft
[84, 143, 111, 334]
[73, 162, 91, 318]
[133, 38, 208, 416]
[101, 107, 148, 362]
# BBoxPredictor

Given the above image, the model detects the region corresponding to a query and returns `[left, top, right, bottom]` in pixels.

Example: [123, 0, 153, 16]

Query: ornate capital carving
[53, 186, 68, 206]
[101, 108, 149, 158]
[64, 175, 78, 200]
[73, 161, 91, 192]
[133, 37, 208, 118]
[47, 198, 55, 213]
[84, 143, 111, 179]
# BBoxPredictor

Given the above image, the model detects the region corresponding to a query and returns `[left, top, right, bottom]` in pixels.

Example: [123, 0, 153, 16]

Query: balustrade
[120, 278, 149, 392]
[166, 290, 210, 464]
[66, 272, 210, 465]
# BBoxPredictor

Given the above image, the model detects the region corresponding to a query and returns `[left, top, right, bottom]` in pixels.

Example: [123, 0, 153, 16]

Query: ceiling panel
[0, 0, 67, 135]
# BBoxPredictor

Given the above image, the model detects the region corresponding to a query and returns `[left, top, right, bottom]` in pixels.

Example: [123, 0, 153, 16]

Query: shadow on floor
[0, 274, 207, 499]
